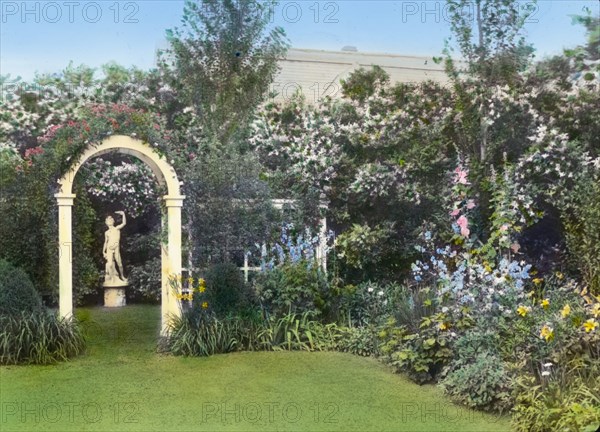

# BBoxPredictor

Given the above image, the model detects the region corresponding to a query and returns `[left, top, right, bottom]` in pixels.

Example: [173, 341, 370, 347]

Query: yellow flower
[540, 298, 550, 309]
[201, 302, 209, 309]
[533, 278, 544, 285]
[198, 278, 206, 292]
[555, 271, 564, 280]
[560, 304, 571, 318]
[592, 303, 600, 318]
[438, 322, 449, 331]
[583, 319, 598, 333]
[517, 305, 531, 317]
[526, 290, 535, 298]
[539, 325, 554, 342]
[187, 276, 194, 286]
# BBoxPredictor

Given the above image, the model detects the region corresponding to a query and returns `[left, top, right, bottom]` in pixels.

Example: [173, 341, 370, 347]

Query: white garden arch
[55, 135, 185, 334]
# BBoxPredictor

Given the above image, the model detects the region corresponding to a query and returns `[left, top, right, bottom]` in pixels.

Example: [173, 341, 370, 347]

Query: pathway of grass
[1, 305, 510, 431]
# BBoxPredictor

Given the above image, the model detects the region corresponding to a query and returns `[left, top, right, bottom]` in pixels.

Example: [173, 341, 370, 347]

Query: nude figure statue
[103, 211, 127, 286]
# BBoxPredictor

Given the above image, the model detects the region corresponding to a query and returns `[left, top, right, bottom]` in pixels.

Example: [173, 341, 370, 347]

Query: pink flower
[24, 146, 44, 158]
[453, 166, 470, 185]
[450, 208, 460, 217]
[457, 215, 470, 237]
[466, 199, 476, 209]
[499, 224, 509, 232]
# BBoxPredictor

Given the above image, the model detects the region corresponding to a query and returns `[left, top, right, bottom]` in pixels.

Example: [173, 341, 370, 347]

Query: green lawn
[1, 305, 509, 431]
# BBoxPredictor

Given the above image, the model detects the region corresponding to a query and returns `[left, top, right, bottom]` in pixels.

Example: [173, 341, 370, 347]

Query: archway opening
[54, 135, 185, 335]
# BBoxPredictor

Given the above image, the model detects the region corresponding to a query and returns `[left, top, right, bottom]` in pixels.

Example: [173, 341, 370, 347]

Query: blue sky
[1, 1, 598, 81]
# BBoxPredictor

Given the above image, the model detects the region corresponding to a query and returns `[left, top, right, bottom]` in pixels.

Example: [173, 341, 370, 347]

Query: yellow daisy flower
[539, 325, 554, 342]
[560, 304, 571, 318]
[583, 319, 598, 333]
[517, 305, 531, 317]
[540, 298, 550, 309]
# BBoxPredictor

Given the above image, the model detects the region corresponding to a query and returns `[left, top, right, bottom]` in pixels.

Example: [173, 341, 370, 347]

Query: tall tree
[159, 0, 290, 269]
[444, 0, 535, 86]
[160, 0, 289, 148]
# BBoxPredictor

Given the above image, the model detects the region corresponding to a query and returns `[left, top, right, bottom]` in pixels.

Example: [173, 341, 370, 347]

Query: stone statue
[103, 210, 128, 287]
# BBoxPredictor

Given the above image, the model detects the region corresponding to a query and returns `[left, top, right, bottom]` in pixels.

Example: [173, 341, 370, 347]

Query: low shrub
[338, 281, 389, 327]
[205, 262, 253, 316]
[254, 260, 331, 318]
[0, 259, 42, 315]
[379, 313, 454, 384]
[440, 325, 512, 412]
[0, 310, 85, 365]
[441, 352, 512, 412]
[335, 325, 379, 356]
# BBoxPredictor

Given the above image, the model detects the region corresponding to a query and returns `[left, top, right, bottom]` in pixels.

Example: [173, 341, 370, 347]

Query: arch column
[55, 193, 76, 319]
[161, 195, 185, 335]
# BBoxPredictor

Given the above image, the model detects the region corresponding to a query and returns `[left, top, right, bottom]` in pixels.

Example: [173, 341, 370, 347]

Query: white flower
[367, 287, 374, 293]
[377, 290, 384, 296]
[541, 371, 550, 377]
[543, 362, 553, 368]
[441, 307, 449, 313]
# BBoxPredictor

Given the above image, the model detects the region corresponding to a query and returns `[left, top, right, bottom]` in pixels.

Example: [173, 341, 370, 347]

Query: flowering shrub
[82, 158, 159, 218]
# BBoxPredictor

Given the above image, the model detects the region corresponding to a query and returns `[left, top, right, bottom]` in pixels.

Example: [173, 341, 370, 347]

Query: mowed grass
[1, 305, 509, 431]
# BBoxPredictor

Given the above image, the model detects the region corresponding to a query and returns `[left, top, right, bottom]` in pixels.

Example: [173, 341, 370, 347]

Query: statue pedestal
[103, 279, 128, 307]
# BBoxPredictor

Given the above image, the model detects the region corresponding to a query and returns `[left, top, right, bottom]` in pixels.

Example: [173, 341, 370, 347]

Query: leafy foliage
[0, 310, 85, 365]
[205, 262, 253, 316]
[255, 260, 330, 318]
[441, 327, 512, 412]
[0, 259, 42, 315]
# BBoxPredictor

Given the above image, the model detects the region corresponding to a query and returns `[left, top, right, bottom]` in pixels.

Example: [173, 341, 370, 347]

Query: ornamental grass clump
[0, 310, 86, 365]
